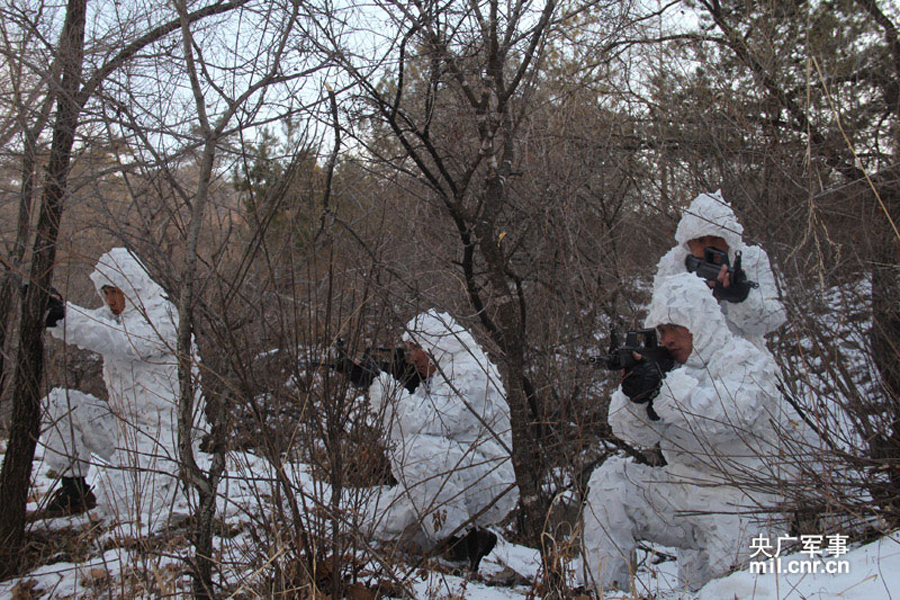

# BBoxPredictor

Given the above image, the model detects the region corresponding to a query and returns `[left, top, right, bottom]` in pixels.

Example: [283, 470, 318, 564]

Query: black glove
[713, 251, 754, 303]
[20, 282, 66, 327]
[341, 355, 386, 388]
[714, 277, 751, 303]
[46, 290, 65, 327]
[622, 360, 667, 422]
[621, 359, 664, 404]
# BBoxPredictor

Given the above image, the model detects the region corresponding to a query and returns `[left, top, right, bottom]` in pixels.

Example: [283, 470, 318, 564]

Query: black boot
[445, 533, 469, 564]
[464, 527, 497, 572]
[43, 476, 97, 517]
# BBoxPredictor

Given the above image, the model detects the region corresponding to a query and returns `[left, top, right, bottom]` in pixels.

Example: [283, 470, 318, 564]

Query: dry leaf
[345, 582, 377, 600]
[11, 579, 41, 600]
[82, 567, 108, 584]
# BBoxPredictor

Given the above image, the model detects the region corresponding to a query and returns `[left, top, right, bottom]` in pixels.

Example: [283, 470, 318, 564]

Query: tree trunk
[494, 301, 546, 541]
[174, 11, 220, 594]
[175, 132, 218, 600]
[0, 121, 41, 401]
[473, 167, 548, 544]
[0, 0, 87, 576]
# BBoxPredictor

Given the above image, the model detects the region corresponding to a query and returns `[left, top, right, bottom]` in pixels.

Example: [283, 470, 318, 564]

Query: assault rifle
[591, 328, 673, 371]
[591, 328, 676, 421]
[306, 339, 423, 392]
[684, 246, 758, 303]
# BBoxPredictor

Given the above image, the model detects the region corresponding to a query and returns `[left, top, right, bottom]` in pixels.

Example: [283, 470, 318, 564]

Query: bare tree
[0, 0, 260, 579]
[316, 0, 649, 548]
[0, 0, 87, 575]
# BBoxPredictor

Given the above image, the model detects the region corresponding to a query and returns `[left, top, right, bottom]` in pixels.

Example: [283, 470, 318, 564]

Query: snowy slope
[582, 534, 900, 600]
[6, 439, 897, 600]
[0, 442, 542, 599]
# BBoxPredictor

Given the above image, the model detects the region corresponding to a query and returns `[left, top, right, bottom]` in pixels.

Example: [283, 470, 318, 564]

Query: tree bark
[0, 0, 87, 576]
[0, 126, 37, 399]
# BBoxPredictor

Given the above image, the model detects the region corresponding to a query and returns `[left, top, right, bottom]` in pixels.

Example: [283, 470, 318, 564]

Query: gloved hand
[713, 251, 754, 303]
[20, 282, 66, 327]
[713, 277, 751, 303]
[621, 359, 664, 404]
[46, 289, 66, 327]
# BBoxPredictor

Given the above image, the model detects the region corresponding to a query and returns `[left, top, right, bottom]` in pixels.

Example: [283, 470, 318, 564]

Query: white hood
[674, 190, 744, 260]
[88, 247, 170, 318]
[654, 192, 787, 346]
[644, 272, 731, 368]
[401, 309, 492, 380]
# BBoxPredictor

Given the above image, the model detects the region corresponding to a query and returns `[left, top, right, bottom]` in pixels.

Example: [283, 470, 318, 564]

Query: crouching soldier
[654, 190, 786, 350]
[365, 310, 518, 571]
[582, 273, 787, 592]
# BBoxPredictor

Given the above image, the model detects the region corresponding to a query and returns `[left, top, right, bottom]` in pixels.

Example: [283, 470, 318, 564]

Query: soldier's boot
[43, 476, 97, 517]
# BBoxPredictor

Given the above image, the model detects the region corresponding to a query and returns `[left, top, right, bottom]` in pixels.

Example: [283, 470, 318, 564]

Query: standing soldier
[41, 248, 206, 529]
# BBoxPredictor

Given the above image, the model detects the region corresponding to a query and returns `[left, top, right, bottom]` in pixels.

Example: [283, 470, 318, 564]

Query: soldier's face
[658, 323, 693, 364]
[687, 235, 728, 258]
[102, 286, 126, 316]
[407, 343, 436, 378]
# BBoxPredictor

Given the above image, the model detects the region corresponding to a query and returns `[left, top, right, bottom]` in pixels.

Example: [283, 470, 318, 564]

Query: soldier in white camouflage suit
[654, 190, 786, 350]
[366, 310, 518, 570]
[42, 248, 206, 529]
[582, 273, 787, 592]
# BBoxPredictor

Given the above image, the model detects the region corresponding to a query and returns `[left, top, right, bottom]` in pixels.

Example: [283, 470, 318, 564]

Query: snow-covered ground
[4, 438, 899, 599]
[3, 279, 898, 598]
[579, 534, 899, 600]
[0, 443, 544, 599]
[696, 533, 900, 600]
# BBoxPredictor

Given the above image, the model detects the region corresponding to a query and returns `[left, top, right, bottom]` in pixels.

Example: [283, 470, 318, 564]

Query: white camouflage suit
[654, 190, 787, 349]
[366, 310, 518, 547]
[44, 248, 206, 527]
[582, 273, 786, 592]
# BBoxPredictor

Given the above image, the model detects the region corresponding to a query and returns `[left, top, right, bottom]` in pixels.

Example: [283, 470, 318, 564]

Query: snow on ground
[0, 547, 190, 598]
[3, 278, 898, 598]
[6, 453, 899, 600]
[405, 537, 539, 599]
[585, 534, 900, 600]
[0, 444, 543, 599]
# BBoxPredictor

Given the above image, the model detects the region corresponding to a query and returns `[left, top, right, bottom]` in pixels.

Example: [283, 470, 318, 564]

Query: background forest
[0, 0, 899, 597]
